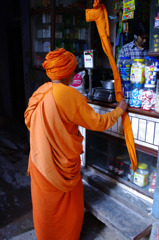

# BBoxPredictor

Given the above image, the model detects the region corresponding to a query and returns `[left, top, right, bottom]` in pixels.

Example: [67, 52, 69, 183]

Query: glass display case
[54, 12, 88, 69]
[85, 103, 159, 200]
[30, 11, 51, 68]
[30, 0, 90, 69]
[149, 0, 159, 55]
[86, 130, 157, 198]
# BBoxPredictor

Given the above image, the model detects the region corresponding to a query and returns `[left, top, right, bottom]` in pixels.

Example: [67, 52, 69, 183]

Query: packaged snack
[149, 171, 156, 193]
[142, 84, 156, 110]
[71, 70, 87, 96]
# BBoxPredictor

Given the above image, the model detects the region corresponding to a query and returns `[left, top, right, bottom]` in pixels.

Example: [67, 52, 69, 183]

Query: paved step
[81, 167, 153, 218]
[82, 168, 152, 240]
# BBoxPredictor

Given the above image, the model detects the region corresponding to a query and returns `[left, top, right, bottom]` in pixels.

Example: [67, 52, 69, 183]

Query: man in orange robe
[24, 48, 128, 240]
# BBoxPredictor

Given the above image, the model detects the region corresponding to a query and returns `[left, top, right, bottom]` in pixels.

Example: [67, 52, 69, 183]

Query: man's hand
[117, 98, 128, 112]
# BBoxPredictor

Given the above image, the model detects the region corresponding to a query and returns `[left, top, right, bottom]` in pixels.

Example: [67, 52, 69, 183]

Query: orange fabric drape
[85, 0, 137, 171]
[24, 82, 83, 192]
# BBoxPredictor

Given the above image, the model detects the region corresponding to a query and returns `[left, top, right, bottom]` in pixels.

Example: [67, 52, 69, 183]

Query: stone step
[82, 168, 152, 240]
[81, 167, 153, 218]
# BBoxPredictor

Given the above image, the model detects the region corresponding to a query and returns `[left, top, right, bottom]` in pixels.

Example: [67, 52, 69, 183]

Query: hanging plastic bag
[71, 70, 87, 96]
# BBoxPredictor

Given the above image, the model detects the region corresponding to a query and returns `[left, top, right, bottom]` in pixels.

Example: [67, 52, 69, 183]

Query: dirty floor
[0, 119, 123, 240]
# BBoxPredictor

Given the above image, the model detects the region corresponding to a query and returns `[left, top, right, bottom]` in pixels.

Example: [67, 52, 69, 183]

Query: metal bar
[88, 69, 93, 100]
[152, 146, 159, 218]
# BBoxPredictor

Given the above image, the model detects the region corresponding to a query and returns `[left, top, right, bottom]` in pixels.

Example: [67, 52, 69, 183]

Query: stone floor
[0, 209, 124, 240]
[0, 119, 31, 230]
[0, 118, 155, 240]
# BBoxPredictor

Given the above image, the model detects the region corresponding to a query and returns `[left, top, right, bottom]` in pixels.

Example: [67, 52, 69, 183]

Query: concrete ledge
[82, 167, 152, 240]
[83, 180, 152, 240]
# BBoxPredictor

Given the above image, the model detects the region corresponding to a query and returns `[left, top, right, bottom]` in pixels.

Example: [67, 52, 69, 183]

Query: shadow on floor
[0, 119, 32, 229]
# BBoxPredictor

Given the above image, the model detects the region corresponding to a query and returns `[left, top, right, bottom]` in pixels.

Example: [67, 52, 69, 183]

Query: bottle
[145, 56, 157, 85]
[108, 157, 114, 172]
[155, 71, 159, 113]
[128, 164, 133, 182]
[154, 34, 159, 52]
[142, 84, 156, 110]
[154, 44, 159, 52]
[114, 160, 119, 174]
[130, 59, 145, 84]
[133, 163, 149, 187]
[155, 12, 159, 28]
[118, 162, 124, 177]
[129, 83, 144, 108]
[122, 83, 132, 105]
[119, 56, 131, 84]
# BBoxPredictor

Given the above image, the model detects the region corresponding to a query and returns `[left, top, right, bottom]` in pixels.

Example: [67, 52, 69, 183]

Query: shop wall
[20, 0, 50, 108]
[0, 0, 45, 123]
[0, 0, 29, 122]
[0, 1, 14, 119]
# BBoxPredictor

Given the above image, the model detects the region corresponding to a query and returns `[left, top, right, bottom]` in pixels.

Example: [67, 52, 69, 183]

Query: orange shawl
[24, 82, 83, 192]
[86, 0, 137, 171]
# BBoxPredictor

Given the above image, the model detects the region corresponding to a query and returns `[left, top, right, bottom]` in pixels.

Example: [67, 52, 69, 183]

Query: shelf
[55, 38, 87, 41]
[30, 6, 51, 15]
[36, 37, 51, 39]
[87, 100, 159, 118]
[35, 51, 49, 53]
[30, 1, 89, 69]
[55, 7, 85, 14]
[86, 164, 154, 199]
[147, 51, 159, 57]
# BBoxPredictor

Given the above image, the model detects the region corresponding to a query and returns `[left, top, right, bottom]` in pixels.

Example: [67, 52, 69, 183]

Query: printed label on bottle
[133, 172, 149, 187]
[120, 64, 131, 82]
[130, 67, 145, 84]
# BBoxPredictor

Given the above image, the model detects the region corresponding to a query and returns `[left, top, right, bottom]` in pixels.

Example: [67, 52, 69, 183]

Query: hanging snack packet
[71, 70, 87, 96]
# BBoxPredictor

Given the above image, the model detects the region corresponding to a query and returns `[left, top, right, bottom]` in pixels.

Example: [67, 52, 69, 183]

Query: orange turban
[42, 48, 77, 80]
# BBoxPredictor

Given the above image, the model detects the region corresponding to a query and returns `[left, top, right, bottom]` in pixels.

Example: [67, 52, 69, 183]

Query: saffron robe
[24, 82, 124, 240]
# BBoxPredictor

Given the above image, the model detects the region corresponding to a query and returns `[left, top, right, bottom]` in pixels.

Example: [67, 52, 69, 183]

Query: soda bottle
[118, 162, 124, 177]
[128, 164, 133, 182]
[114, 160, 119, 174]
[108, 157, 114, 172]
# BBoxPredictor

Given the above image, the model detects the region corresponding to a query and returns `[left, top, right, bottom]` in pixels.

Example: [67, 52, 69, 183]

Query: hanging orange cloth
[85, 0, 137, 171]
